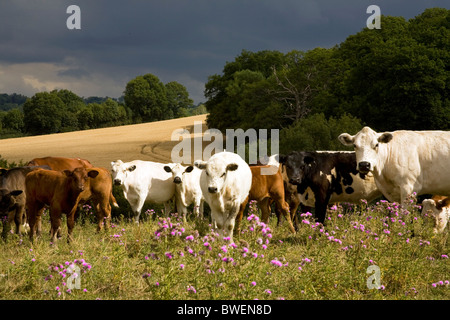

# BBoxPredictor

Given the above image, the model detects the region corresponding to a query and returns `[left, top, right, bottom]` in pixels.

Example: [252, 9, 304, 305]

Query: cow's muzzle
[114, 179, 122, 186]
[208, 186, 218, 194]
[358, 161, 371, 174]
[289, 177, 301, 185]
[173, 177, 182, 184]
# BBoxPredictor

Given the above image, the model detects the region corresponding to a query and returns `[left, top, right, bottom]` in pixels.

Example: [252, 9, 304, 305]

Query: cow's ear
[185, 166, 194, 173]
[0, 168, 7, 176]
[163, 166, 172, 173]
[127, 165, 136, 172]
[378, 132, 393, 144]
[303, 156, 315, 165]
[10, 190, 23, 197]
[88, 170, 99, 178]
[436, 198, 450, 210]
[278, 154, 287, 164]
[338, 133, 354, 146]
[194, 161, 207, 170]
[226, 163, 238, 171]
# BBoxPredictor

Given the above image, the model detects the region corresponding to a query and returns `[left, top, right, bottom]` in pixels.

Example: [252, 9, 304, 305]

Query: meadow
[0, 196, 448, 300]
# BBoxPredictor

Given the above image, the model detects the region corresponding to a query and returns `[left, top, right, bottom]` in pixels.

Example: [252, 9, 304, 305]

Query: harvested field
[0, 114, 208, 168]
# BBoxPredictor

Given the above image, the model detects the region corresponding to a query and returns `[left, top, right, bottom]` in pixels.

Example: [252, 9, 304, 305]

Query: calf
[111, 160, 175, 223]
[0, 165, 51, 238]
[235, 165, 296, 234]
[195, 151, 252, 242]
[0, 189, 23, 240]
[25, 167, 99, 242]
[421, 195, 450, 234]
[279, 151, 381, 224]
[72, 167, 119, 231]
[163, 163, 204, 222]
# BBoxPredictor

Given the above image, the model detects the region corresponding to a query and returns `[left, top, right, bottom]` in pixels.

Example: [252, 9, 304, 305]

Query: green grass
[0, 197, 448, 300]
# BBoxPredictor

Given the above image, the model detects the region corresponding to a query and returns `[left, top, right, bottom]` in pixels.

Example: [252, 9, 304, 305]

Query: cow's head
[164, 163, 194, 185]
[338, 127, 393, 174]
[421, 198, 450, 234]
[111, 160, 136, 186]
[0, 189, 23, 216]
[194, 159, 238, 194]
[278, 152, 314, 188]
[64, 167, 99, 193]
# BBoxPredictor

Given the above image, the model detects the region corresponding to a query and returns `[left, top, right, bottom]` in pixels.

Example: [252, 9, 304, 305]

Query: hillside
[0, 114, 208, 168]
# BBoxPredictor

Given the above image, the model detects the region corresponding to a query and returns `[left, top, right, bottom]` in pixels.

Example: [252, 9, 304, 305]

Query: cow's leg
[260, 198, 271, 225]
[164, 201, 173, 219]
[28, 202, 44, 242]
[1, 212, 13, 241]
[175, 198, 187, 222]
[234, 196, 248, 235]
[273, 196, 296, 234]
[198, 199, 204, 219]
[223, 202, 241, 243]
[50, 209, 62, 243]
[130, 197, 145, 224]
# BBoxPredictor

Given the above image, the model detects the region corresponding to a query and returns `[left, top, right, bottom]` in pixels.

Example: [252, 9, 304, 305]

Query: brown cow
[26, 156, 93, 171]
[0, 189, 23, 240]
[235, 165, 296, 234]
[72, 167, 118, 232]
[25, 167, 99, 243]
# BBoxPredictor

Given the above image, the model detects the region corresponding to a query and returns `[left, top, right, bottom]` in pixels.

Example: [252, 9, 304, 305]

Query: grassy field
[0, 115, 448, 300]
[0, 197, 448, 300]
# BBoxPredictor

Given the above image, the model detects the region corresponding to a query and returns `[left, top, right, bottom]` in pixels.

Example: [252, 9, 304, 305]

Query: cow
[25, 167, 99, 243]
[163, 163, 204, 222]
[0, 189, 23, 240]
[111, 160, 175, 223]
[72, 167, 119, 232]
[194, 151, 252, 242]
[338, 127, 450, 203]
[279, 151, 381, 224]
[27, 156, 93, 171]
[421, 195, 450, 234]
[235, 165, 296, 234]
[0, 165, 51, 238]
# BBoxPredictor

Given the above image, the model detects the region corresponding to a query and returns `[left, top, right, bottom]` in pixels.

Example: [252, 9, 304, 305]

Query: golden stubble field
[0, 114, 208, 168]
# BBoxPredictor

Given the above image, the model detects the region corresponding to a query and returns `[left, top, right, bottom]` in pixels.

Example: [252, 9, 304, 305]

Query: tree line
[204, 8, 450, 153]
[0, 75, 206, 138]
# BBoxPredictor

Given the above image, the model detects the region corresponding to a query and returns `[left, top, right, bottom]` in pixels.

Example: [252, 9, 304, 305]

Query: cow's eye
[221, 173, 226, 178]
[205, 171, 209, 176]
[374, 143, 379, 149]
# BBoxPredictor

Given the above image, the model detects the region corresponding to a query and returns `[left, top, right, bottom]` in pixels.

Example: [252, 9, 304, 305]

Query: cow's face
[111, 160, 136, 186]
[278, 153, 312, 186]
[338, 127, 393, 174]
[195, 160, 238, 194]
[0, 189, 23, 215]
[421, 198, 450, 234]
[164, 164, 194, 184]
[64, 167, 99, 193]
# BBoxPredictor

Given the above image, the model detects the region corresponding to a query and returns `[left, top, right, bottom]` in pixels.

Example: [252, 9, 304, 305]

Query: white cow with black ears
[194, 151, 252, 242]
[338, 126, 450, 203]
[163, 163, 204, 222]
[111, 160, 175, 223]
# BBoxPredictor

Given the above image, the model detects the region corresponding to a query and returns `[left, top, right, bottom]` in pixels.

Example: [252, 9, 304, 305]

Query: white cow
[421, 196, 450, 233]
[194, 151, 252, 242]
[338, 126, 450, 203]
[111, 160, 175, 223]
[163, 163, 204, 222]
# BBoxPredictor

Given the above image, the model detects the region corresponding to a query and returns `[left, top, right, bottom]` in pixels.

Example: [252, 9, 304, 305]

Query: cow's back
[381, 131, 450, 196]
[27, 156, 93, 171]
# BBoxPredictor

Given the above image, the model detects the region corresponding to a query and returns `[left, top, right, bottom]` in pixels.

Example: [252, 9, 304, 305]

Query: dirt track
[0, 114, 208, 168]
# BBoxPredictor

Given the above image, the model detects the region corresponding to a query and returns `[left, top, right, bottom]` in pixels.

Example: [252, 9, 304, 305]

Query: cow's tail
[110, 192, 119, 208]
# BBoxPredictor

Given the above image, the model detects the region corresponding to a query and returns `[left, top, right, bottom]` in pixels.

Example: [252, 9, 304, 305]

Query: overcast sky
[0, 0, 449, 104]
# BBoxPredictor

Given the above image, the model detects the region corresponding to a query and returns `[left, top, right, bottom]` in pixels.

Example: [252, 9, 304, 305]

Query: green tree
[23, 92, 65, 135]
[165, 81, 194, 118]
[3, 108, 24, 132]
[124, 74, 169, 122]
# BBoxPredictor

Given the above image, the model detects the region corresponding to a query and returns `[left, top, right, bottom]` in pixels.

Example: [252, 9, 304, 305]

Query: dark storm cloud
[0, 0, 449, 103]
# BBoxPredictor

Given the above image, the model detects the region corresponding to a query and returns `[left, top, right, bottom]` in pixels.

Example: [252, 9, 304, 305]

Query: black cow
[0, 166, 51, 239]
[278, 151, 381, 224]
[0, 189, 23, 240]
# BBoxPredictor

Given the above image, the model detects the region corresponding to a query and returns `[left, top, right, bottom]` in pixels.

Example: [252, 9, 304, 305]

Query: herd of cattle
[0, 126, 449, 243]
